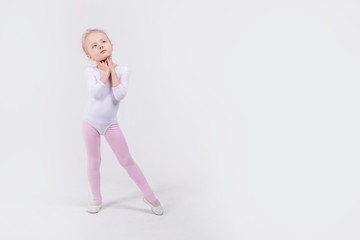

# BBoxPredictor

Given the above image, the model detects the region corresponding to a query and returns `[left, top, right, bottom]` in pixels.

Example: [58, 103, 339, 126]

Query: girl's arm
[111, 66, 130, 102]
[84, 68, 108, 100]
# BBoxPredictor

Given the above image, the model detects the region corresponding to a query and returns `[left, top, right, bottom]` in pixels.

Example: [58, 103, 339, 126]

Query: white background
[0, 0, 359, 239]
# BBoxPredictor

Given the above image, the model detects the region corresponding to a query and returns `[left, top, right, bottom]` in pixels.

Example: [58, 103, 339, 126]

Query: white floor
[0, 179, 239, 240]
[1, 155, 359, 240]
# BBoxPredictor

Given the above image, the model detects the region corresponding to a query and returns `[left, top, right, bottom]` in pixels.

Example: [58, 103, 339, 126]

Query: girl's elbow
[115, 91, 127, 101]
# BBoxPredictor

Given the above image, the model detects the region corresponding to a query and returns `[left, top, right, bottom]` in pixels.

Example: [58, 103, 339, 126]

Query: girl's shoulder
[119, 65, 129, 71]
[115, 65, 129, 74]
[84, 65, 97, 72]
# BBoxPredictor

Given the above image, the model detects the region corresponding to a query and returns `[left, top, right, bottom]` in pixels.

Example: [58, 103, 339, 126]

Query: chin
[99, 55, 108, 61]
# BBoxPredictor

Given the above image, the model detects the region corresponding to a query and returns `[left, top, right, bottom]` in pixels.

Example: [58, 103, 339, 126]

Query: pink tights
[82, 120, 157, 204]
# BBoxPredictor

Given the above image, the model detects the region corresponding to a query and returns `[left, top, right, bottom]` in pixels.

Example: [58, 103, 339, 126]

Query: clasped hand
[96, 55, 116, 75]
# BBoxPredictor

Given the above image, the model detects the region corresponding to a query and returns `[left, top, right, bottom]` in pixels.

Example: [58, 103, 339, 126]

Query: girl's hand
[96, 59, 110, 75]
[106, 55, 117, 73]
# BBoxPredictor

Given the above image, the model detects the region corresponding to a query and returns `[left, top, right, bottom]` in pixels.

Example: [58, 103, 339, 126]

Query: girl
[81, 28, 163, 215]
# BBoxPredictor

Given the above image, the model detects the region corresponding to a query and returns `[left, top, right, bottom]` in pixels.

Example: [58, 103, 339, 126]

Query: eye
[102, 40, 106, 43]
[92, 44, 96, 48]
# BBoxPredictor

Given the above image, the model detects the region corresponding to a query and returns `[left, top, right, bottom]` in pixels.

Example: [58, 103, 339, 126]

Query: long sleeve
[84, 67, 107, 100]
[112, 66, 130, 102]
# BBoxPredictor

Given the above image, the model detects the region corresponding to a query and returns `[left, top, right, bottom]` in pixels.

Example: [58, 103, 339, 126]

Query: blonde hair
[81, 28, 112, 56]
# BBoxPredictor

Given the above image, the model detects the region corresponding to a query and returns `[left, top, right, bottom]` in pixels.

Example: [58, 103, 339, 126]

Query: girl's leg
[104, 122, 157, 203]
[82, 120, 102, 204]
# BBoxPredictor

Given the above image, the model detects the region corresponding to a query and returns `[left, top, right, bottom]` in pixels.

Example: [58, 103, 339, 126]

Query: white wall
[0, 0, 359, 239]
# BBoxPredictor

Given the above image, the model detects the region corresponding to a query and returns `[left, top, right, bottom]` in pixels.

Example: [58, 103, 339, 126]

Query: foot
[86, 201, 102, 214]
[143, 197, 164, 215]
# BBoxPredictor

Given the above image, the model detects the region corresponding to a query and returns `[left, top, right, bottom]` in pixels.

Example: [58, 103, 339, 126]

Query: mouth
[100, 50, 107, 54]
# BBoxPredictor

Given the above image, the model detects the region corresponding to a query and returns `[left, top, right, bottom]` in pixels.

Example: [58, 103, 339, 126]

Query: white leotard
[82, 65, 130, 135]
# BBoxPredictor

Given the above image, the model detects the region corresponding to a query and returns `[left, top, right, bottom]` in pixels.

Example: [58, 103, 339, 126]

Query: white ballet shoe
[86, 201, 102, 214]
[143, 197, 164, 215]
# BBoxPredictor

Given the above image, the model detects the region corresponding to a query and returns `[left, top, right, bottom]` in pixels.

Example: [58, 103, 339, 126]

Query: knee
[120, 154, 135, 168]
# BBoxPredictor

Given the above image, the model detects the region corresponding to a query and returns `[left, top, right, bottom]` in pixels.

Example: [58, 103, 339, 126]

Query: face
[85, 31, 113, 62]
